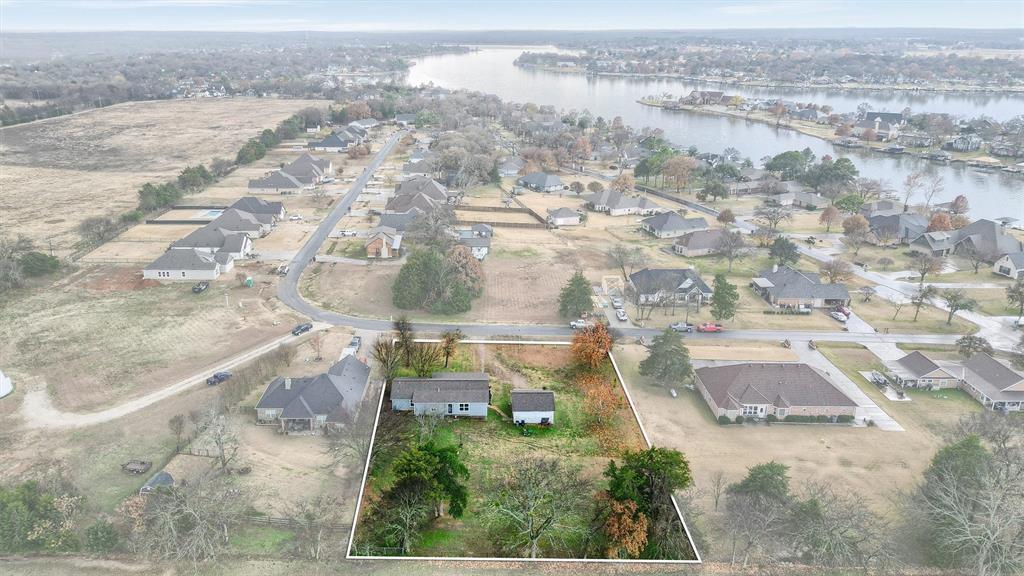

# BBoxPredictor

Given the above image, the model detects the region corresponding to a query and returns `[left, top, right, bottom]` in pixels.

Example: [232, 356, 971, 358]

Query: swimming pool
[201, 209, 224, 219]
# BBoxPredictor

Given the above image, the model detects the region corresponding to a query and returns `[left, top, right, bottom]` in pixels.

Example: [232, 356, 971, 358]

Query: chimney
[284, 378, 292, 391]
[772, 263, 778, 273]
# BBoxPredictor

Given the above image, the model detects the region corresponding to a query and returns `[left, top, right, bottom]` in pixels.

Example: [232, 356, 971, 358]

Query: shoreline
[513, 63, 1024, 96]
[635, 98, 1019, 171]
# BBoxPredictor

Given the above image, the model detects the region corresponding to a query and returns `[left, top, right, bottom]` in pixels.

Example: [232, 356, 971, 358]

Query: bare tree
[282, 494, 346, 561]
[710, 470, 726, 511]
[409, 342, 441, 377]
[484, 456, 591, 559]
[168, 414, 185, 449]
[922, 173, 944, 211]
[859, 286, 876, 302]
[606, 244, 644, 282]
[371, 337, 402, 386]
[818, 258, 854, 283]
[902, 170, 925, 212]
[714, 231, 747, 272]
[890, 298, 907, 320]
[753, 205, 793, 234]
[203, 405, 238, 473]
[414, 412, 446, 443]
[911, 285, 939, 321]
[310, 332, 325, 361]
[915, 255, 944, 286]
[961, 245, 999, 274]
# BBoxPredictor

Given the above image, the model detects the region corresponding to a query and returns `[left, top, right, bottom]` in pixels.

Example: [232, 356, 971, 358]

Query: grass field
[0, 97, 328, 254]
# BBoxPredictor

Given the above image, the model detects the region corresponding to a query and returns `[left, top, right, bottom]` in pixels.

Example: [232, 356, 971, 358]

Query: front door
[447, 403, 453, 414]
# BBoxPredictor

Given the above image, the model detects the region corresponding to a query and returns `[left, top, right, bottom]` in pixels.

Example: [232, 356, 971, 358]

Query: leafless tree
[484, 456, 591, 559]
[859, 286, 876, 302]
[818, 258, 854, 283]
[311, 185, 328, 204]
[710, 470, 726, 511]
[203, 405, 238, 473]
[310, 332, 325, 361]
[409, 342, 442, 377]
[753, 205, 793, 234]
[889, 298, 907, 320]
[915, 255, 944, 286]
[414, 412, 446, 443]
[714, 231, 747, 272]
[922, 173, 944, 211]
[961, 245, 999, 274]
[606, 244, 644, 282]
[371, 337, 402, 387]
[724, 490, 790, 566]
[902, 170, 925, 212]
[282, 494, 346, 561]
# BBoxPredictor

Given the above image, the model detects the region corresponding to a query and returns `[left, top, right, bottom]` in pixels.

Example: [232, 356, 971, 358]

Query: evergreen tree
[710, 274, 739, 322]
[639, 328, 693, 385]
[559, 270, 593, 318]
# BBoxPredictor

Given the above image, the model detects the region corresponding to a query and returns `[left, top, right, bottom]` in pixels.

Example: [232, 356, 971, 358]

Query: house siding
[512, 410, 554, 424]
[143, 267, 219, 281]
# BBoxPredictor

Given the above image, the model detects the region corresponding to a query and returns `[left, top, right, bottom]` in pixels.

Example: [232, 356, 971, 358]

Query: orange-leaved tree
[604, 498, 649, 559]
[571, 323, 612, 370]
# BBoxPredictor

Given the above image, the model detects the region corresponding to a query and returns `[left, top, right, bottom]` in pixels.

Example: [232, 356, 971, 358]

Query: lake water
[407, 47, 1024, 221]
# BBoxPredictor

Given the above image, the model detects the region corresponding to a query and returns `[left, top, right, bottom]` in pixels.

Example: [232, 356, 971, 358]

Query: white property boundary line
[345, 340, 702, 564]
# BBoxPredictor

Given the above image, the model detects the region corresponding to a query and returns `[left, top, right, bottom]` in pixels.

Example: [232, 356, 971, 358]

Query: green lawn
[228, 525, 295, 555]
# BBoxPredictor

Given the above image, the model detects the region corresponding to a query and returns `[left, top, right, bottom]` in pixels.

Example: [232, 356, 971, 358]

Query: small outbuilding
[511, 389, 555, 425]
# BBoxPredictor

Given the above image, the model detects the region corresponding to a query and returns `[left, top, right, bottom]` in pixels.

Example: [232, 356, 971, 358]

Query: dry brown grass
[0, 97, 327, 254]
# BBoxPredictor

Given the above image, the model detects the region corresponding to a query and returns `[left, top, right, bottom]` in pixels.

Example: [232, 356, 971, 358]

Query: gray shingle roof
[231, 197, 284, 217]
[378, 211, 418, 232]
[248, 170, 302, 189]
[511, 389, 555, 412]
[172, 224, 229, 250]
[964, 354, 1024, 392]
[547, 207, 580, 219]
[145, 248, 218, 271]
[519, 172, 564, 189]
[257, 356, 370, 419]
[629, 268, 712, 296]
[755, 266, 850, 301]
[675, 229, 732, 251]
[583, 189, 663, 212]
[641, 212, 708, 233]
[895, 351, 945, 379]
[392, 372, 490, 404]
[696, 363, 857, 411]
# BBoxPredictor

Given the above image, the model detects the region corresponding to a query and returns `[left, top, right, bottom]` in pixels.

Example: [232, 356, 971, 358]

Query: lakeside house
[694, 362, 858, 421]
[639, 213, 709, 239]
[674, 228, 735, 257]
[391, 372, 491, 418]
[750, 265, 850, 309]
[912, 219, 1023, 259]
[255, 355, 371, 434]
[867, 213, 928, 245]
[510, 389, 555, 425]
[628, 267, 713, 306]
[958, 353, 1024, 412]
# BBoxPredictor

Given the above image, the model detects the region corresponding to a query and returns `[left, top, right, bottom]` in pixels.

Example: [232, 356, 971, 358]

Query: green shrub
[815, 415, 830, 423]
[766, 414, 778, 423]
[84, 519, 118, 554]
[20, 252, 60, 276]
[120, 210, 143, 223]
[836, 414, 854, 423]
[734, 415, 745, 424]
[717, 415, 731, 425]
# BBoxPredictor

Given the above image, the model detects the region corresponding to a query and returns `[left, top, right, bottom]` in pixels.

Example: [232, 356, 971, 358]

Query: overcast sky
[1, 0, 1021, 32]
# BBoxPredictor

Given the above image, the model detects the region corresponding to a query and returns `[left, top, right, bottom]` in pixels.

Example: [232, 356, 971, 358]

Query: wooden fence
[245, 514, 352, 534]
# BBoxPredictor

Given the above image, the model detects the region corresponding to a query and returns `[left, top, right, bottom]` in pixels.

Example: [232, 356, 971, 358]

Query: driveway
[791, 341, 904, 431]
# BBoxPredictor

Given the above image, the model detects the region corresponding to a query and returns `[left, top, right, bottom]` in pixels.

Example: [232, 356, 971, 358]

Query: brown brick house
[695, 362, 858, 421]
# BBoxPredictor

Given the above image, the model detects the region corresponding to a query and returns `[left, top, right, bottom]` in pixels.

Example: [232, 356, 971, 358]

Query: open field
[0, 97, 328, 254]
[616, 340, 981, 549]
[0, 264, 300, 411]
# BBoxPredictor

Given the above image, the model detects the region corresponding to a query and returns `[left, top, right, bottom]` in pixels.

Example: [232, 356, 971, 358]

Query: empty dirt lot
[0, 97, 327, 254]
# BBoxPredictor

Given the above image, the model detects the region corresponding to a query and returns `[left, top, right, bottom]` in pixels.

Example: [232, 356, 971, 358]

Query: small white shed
[511, 389, 555, 425]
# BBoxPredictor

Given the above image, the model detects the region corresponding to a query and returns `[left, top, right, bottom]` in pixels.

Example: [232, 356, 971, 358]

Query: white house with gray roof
[956, 353, 1024, 412]
[230, 197, 285, 220]
[640, 213, 709, 239]
[889, 351, 960, 389]
[583, 189, 665, 216]
[143, 248, 229, 281]
[248, 170, 304, 192]
[255, 355, 371, 434]
[518, 172, 566, 192]
[511, 389, 555, 425]
[391, 372, 490, 418]
[547, 207, 582, 227]
[751, 265, 850, 309]
[993, 252, 1024, 279]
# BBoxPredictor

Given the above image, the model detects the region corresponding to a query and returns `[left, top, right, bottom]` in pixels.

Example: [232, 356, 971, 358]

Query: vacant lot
[0, 264, 299, 411]
[0, 97, 326, 253]
[304, 228, 576, 325]
[616, 340, 979, 541]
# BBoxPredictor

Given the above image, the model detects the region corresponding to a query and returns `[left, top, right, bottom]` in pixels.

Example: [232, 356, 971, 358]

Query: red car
[697, 322, 724, 333]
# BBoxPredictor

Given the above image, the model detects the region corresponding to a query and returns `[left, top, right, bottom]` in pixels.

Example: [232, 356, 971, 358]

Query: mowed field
[0, 97, 327, 254]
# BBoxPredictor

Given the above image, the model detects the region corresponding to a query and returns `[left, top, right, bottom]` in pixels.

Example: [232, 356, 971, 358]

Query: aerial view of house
[510, 389, 555, 425]
[255, 355, 371, 433]
[517, 171, 565, 192]
[639, 212, 709, 238]
[888, 351, 960, 389]
[694, 362, 858, 420]
[674, 228, 734, 257]
[391, 372, 491, 417]
[751, 265, 850, 308]
[629, 267, 713, 305]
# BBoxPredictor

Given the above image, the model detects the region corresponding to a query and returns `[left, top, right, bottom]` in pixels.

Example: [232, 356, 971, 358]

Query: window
[742, 405, 760, 416]
[181, 271, 186, 277]
[459, 403, 469, 412]
[447, 404, 453, 414]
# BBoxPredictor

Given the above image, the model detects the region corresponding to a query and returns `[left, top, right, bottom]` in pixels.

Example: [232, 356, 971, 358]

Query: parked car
[341, 336, 363, 357]
[292, 322, 314, 336]
[276, 265, 290, 276]
[611, 297, 624, 309]
[289, 214, 303, 221]
[338, 230, 358, 237]
[670, 322, 694, 332]
[322, 177, 335, 184]
[569, 319, 592, 329]
[192, 281, 209, 294]
[615, 309, 628, 321]
[206, 371, 231, 386]
[805, 236, 817, 244]
[830, 311, 848, 322]
[696, 322, 724, 333]
[834, 305, 852, 317]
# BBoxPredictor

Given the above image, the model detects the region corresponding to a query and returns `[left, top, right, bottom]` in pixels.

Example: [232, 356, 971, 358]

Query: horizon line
[4, 26, 1022, 33]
